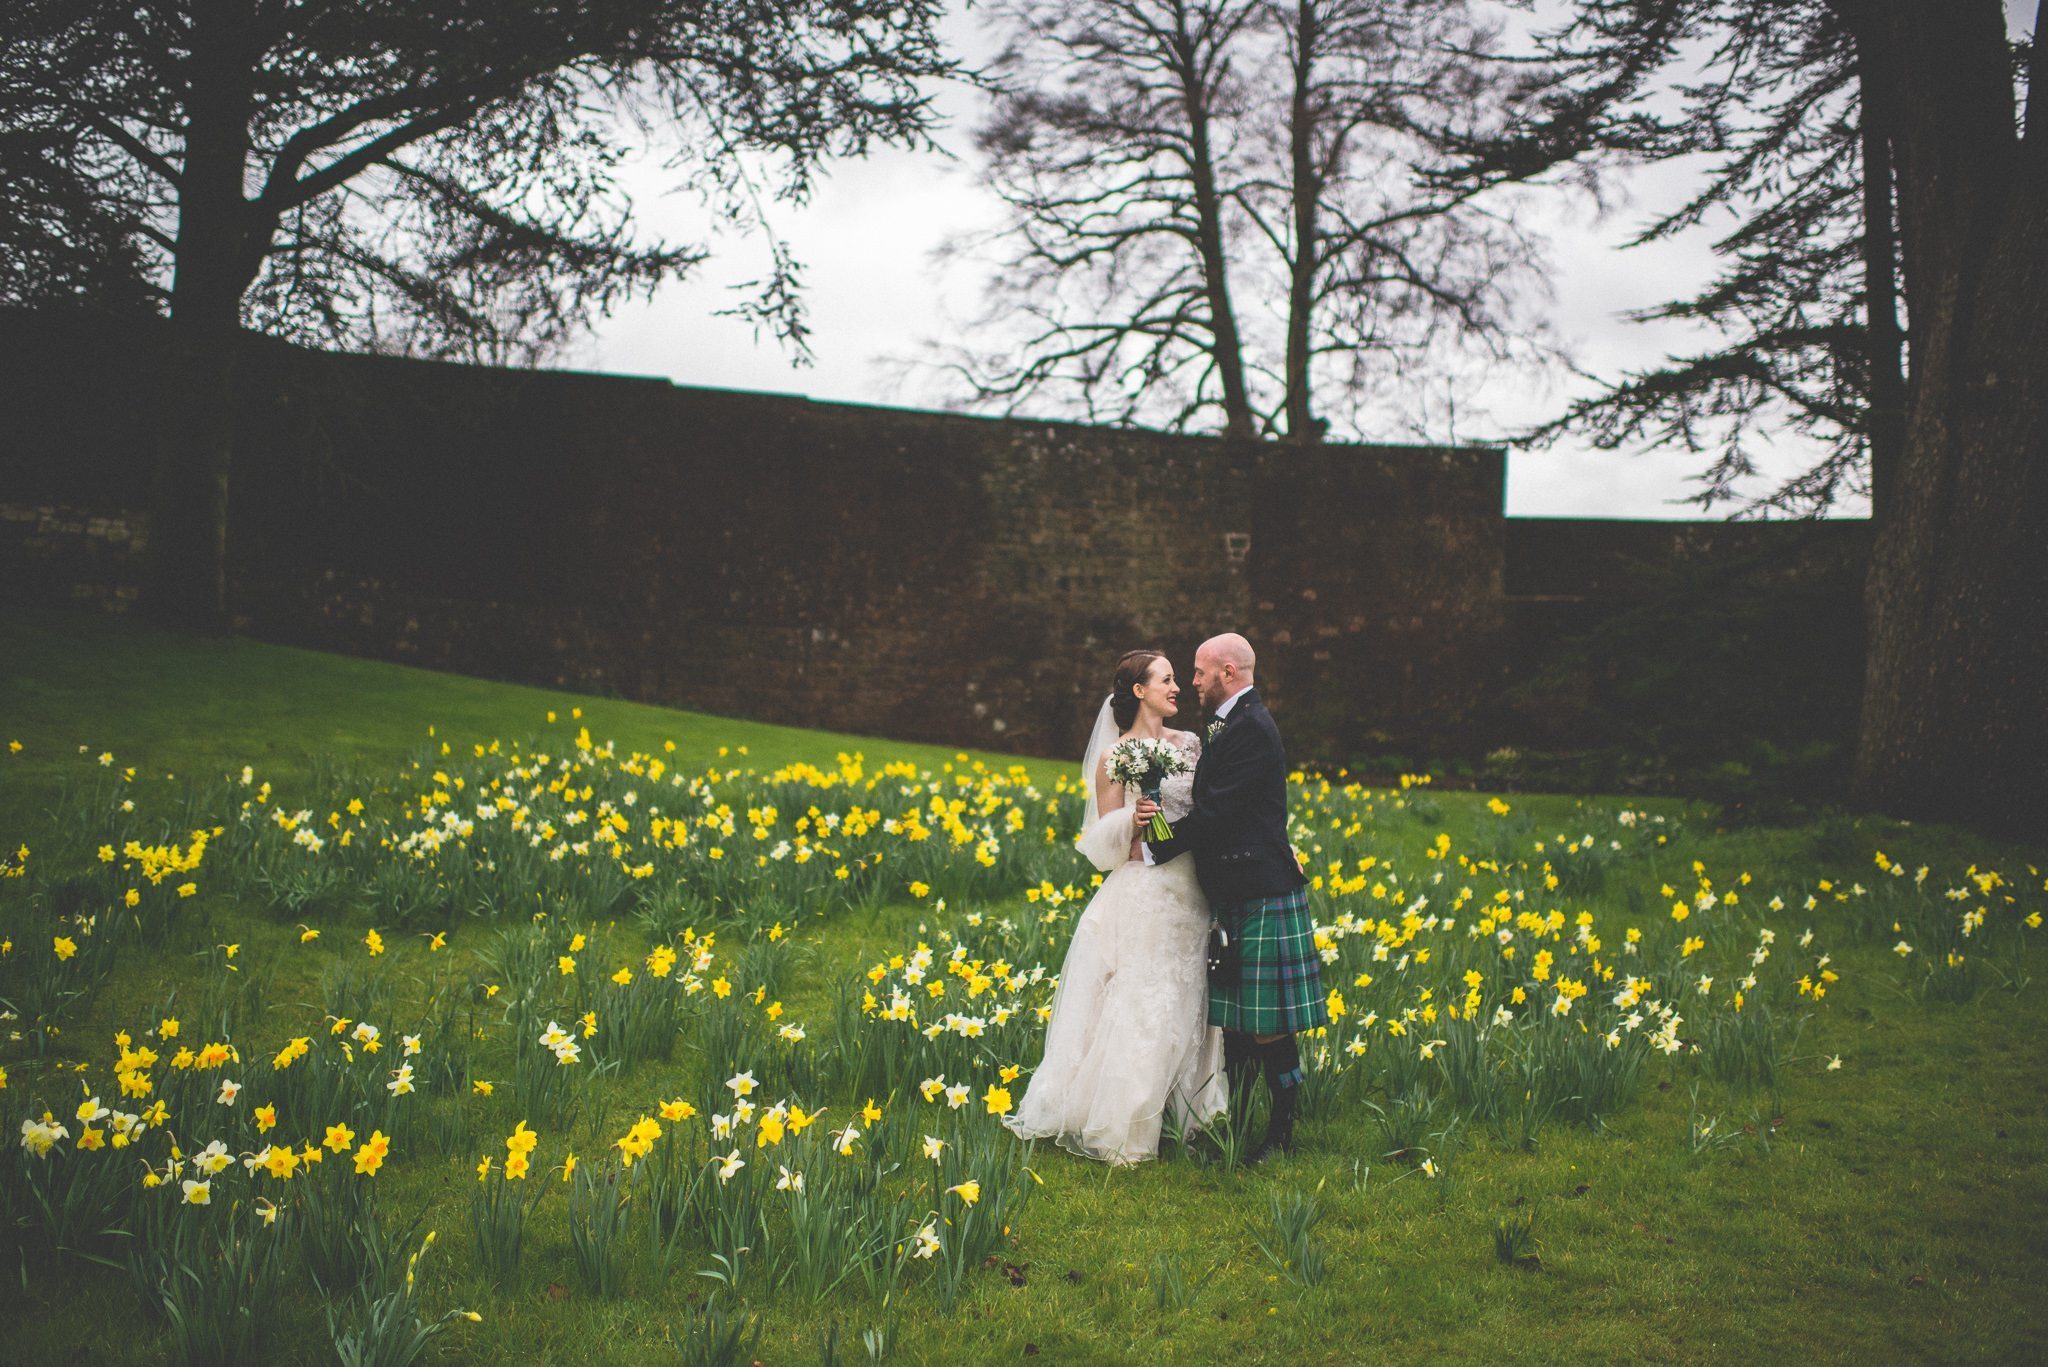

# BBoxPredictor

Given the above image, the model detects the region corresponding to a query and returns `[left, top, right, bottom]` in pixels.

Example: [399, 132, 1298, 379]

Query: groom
[1136, 633, 1326, 1161]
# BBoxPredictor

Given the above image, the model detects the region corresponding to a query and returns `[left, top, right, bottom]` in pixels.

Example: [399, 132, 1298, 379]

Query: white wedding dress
[1005, 716, 1227, 1164]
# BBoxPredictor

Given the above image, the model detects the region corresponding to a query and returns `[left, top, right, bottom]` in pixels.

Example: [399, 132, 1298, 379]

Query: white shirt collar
[1214, 685, 1252, 720]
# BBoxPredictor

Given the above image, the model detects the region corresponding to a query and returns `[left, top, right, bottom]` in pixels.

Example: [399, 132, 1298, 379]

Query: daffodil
[354, 1129, 391, 1175]
[615, 1117, 661, 1166]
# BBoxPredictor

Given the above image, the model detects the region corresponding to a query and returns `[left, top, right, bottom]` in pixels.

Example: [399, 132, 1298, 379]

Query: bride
[1004, 649, 1227, 1164]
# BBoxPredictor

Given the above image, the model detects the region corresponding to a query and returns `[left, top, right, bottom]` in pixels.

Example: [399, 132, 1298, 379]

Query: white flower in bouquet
[1106, 736, 1193, 840]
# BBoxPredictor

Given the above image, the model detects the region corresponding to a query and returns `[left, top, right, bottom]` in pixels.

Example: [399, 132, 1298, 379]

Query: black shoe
[1247, 1132, 1296, 1163]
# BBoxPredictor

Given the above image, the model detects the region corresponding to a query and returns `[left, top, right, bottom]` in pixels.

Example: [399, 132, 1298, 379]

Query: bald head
[1191, 632, 1255, 712]
[1200, 633, 1255, 674]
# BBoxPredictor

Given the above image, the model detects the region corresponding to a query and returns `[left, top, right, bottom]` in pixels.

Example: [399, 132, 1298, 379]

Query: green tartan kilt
[1208, 887, 1329, 1035]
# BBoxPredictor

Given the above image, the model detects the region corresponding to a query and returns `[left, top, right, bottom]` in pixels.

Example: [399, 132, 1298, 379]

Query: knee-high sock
[1223, 1030, 1257, 1093]
[1261, 1035, 1303, 1093]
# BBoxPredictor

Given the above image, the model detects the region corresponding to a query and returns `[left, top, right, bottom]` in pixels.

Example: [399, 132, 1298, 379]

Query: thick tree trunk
[1845, 0, 2048, 840]
[1175, 36, 1258, 441]
[146, 1, 263, 628]
[1187, 131, 1258, 439]
[1281, 0, 1320, 444]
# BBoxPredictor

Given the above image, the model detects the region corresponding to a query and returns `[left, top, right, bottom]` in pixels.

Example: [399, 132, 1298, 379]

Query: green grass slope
[0, 605, 2043, 1366]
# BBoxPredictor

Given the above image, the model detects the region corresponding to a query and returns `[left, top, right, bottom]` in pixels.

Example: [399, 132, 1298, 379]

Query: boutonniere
[1206, 718, 1227, 742]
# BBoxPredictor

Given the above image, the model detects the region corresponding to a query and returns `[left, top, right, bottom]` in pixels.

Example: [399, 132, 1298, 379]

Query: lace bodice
[1121, 728, 1200, 822]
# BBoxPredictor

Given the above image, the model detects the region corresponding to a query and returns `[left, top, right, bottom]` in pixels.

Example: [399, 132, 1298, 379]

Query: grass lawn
[1, 605, 2044, 1366]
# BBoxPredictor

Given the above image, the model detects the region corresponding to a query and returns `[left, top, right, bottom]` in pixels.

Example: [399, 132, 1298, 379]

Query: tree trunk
[1176, 37, 1258, 440]
[1845, 0, 2048, 840]
[146, 1, 263, 628]
[1281, 0, 1319, 443]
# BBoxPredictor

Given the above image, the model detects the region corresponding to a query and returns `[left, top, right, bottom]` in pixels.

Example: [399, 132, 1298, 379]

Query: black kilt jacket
[1146, 688, 1308, 911]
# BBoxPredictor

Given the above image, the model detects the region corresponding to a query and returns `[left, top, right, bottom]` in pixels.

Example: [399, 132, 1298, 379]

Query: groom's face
[1191, 647, 1230, 712]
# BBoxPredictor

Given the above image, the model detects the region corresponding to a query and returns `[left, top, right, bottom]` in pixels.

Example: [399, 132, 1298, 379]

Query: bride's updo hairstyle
[1109, 649, 1165, 731]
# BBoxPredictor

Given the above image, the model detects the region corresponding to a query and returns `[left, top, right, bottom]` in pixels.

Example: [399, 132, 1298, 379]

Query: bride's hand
[1133, 797, 1160, 824]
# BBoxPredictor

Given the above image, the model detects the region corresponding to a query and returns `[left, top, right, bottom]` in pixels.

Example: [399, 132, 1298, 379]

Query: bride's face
[1133, 656, 1180, 721]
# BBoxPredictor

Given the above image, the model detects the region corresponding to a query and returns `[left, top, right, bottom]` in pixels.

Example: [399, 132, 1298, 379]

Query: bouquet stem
[1143, 786, 1172, 841]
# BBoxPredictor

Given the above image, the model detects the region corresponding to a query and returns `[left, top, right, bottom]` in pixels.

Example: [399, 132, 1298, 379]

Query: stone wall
[0, 502, 148, 612]
[0, 309, 1512, 761]
[1487, 514, 1873, 776]
[2, 309, 1878, 770]
[1504, 516, 1876, 600]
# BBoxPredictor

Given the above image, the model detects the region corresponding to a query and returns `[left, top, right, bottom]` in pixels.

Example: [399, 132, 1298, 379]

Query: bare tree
[949, 0, 1264, 436]
[4, 0, 957, 622]
[941, 0, 1550, 443]
[1250, 0, 1552, 443]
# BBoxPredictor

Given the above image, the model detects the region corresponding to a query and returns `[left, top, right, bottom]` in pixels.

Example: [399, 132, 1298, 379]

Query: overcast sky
[573, 1, 2036, 520]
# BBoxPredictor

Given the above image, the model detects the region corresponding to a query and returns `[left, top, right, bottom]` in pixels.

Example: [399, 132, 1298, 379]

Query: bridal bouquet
[1106, 736, 1191, 840]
